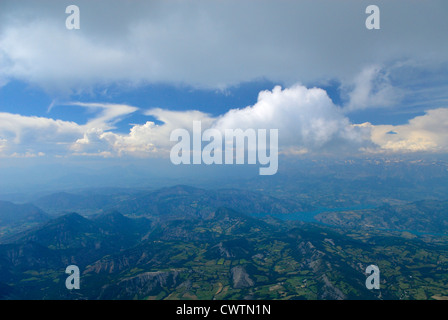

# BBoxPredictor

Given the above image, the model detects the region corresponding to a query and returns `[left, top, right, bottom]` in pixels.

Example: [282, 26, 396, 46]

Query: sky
[0, 0, 448, 192]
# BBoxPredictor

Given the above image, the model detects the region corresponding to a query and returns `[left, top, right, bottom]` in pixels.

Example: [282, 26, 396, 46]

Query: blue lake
[250, 205, 448, 237]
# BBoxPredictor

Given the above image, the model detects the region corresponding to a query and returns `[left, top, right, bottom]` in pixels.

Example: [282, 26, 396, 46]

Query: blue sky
[0, 0, 448, 192]
[0, 78, 282, 133]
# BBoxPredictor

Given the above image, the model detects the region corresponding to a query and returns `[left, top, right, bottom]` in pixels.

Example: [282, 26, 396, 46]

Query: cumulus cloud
[0, 112, 82, 157]
[1, 85, 447, 159]
[71, 108, 216, 157]
[70, 85, 371, 157]
[56, 97, 448, 158]
[214, 85, 369, 152]
[0, 112, 81, 144]
[366, 108, 448, 152]
[10, 151, 45, 158]
[0, 102, 137, 157]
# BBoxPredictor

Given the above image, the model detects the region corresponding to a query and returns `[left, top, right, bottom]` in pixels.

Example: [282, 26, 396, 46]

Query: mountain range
[30, 185, 313, 218]
[1, 185, 448, 300]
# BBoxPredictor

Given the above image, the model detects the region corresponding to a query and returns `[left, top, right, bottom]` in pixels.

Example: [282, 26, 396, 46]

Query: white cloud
[0, 112, 82, 157]
[70, 85, 372, 157]
[0, 112, 81, 144]
[1, 85, 447, 159]
[0, 138, 7, 154]
[365, 108, 448, 152]
[67, 102, 138, 130]
[71, 108, 216, 157]
[214, 85, 369, 152]
[343, 66, 404, 111]
[10, 151, 45, 158]
[0, 102, 138, 157]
